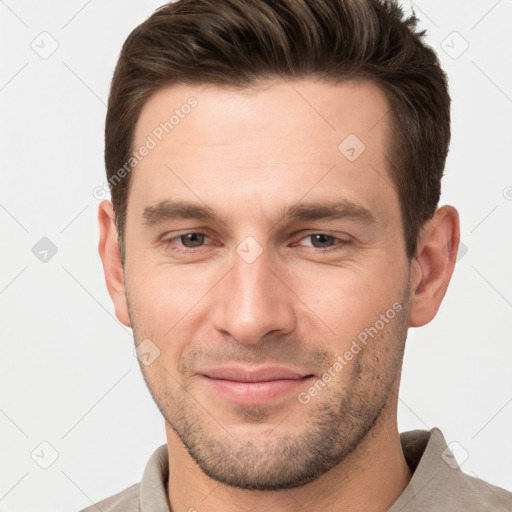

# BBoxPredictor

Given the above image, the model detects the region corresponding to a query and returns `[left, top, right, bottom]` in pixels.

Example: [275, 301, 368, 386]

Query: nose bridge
[211, 240, 295, 344]
[232, 244, 274, 303]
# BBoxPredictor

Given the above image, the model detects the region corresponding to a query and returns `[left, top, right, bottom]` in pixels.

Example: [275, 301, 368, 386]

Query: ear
[408, 205, 460, 327]
[97, 200, 131, 327]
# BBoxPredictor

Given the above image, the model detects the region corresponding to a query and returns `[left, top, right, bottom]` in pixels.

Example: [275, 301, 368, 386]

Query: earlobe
[408, 205, 460, 328]
[97, 200, 131, 328]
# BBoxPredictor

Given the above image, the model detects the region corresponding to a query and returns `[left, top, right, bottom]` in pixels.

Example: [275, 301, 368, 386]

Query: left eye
[298, 233, 342, 249]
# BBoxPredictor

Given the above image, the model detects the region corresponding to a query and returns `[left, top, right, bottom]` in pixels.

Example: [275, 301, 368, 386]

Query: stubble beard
[130, 290, 410, 490]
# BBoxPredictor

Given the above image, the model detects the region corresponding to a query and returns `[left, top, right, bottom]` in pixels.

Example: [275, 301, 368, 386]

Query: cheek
[128, 271, 198, 381]
[129, 264, 208, 335]
[290, 257, 406, 345]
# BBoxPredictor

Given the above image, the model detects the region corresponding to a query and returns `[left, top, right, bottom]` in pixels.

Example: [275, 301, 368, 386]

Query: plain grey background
[1, 1, 511, 510]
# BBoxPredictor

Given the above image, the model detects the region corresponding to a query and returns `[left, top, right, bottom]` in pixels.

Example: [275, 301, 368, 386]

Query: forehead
[133, 77, 390, 152]
[128, 78, 396, 224]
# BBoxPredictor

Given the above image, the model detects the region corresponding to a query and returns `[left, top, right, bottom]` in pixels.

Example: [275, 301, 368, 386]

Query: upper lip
[201, 366, 311, 383]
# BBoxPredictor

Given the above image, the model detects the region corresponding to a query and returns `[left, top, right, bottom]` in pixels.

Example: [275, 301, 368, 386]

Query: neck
[165, 387, 411, 512]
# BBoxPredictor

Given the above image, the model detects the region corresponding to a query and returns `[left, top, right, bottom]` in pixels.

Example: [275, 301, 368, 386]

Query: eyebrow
[141, 198, 377, 227]
[142, 200, 222, 226]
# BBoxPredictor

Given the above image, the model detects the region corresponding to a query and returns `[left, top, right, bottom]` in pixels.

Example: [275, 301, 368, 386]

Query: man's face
[124, 78, 412, 489]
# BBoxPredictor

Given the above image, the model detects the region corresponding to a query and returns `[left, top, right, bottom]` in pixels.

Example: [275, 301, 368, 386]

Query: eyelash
[161, 232, 352, 254]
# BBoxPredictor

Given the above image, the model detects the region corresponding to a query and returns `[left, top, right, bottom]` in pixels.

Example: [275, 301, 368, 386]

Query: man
[87, 0, 512, 510]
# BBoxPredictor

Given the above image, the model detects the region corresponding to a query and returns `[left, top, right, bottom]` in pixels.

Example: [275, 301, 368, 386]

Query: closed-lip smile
[200, 365, 314, 406]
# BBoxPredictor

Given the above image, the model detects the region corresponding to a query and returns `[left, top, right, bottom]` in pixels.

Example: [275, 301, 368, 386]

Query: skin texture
[98, 78, 460, 512]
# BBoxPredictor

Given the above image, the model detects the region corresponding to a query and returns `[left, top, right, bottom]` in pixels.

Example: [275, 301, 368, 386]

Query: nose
[210, 244, 296, 345]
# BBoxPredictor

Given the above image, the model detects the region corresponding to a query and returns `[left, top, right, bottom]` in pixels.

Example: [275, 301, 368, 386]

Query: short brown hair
[105, 0, 450, 264]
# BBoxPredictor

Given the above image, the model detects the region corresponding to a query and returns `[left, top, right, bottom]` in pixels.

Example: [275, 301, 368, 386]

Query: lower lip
[202, 376, 313, 406]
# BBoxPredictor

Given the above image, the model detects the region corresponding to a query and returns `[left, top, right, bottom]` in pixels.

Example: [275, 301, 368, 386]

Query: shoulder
[77, 444, 169, 512]
[462, 473, 512, 511]
[393, 428, 512, 511]
[79, 482, 140, 512]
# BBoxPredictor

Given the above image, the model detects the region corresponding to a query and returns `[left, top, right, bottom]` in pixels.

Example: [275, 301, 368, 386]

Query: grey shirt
[80, 428, 512, 511]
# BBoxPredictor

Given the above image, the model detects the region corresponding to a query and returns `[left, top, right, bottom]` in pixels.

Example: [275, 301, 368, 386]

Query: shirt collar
[389, 427, 480, 511]
[139, 443, 171, 512]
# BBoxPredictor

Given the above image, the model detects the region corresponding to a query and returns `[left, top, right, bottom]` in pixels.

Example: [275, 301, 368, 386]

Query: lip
[203, 365, 309, 382]
[200, 366, 314, 406]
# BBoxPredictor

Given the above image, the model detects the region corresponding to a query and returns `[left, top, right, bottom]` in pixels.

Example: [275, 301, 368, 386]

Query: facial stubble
[127, 282, 410, 491]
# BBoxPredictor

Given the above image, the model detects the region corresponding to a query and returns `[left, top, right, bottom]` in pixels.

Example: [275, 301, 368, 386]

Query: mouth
[200, 366, 315, 406]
